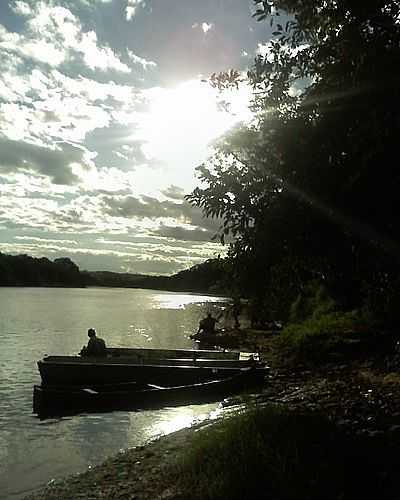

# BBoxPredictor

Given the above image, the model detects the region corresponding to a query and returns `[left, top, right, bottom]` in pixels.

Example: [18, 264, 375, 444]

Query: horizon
[0, 0, 273, 274]
[0, 243, 222, 277]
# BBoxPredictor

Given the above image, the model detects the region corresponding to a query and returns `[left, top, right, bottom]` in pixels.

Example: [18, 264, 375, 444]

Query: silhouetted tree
[187, 0, 400, 322]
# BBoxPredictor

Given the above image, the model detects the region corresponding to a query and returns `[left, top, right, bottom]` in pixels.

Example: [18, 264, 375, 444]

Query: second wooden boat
[37, 355, 265, 386]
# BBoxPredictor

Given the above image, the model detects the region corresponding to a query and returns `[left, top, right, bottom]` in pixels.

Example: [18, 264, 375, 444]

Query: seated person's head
[88, 328, 96, 338]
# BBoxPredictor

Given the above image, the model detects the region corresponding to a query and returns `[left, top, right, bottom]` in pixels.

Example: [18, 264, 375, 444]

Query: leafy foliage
[187, 0, 400, 323]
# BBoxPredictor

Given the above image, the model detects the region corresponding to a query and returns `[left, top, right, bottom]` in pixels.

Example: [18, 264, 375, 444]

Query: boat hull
[38, 356, 264, 386]
[33, 368, 266, 418]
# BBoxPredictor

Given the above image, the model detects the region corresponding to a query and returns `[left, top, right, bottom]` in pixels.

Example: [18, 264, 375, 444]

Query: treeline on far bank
[0, 252, 228, 294]
[85, 258, 227, 294]
[0, 253, 85, 287]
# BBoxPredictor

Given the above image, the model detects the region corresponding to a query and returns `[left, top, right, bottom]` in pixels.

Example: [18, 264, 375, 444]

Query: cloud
[77, 0, 113, 4]
[153, 224, 214, 242]
[102, 194, 178, 219]
[202, 22, 214, 33]
[127, 50, 157, 70]
[191, 22, 214, 34]
[0, 62, 144, 176]
[15, 236, 79, 245]
[126, 0, 145, 21]
[0, 137, 94, 184]
[2, 2, 130, 73]
[101, 194, 222, 234]
[161, 185, 185, 201]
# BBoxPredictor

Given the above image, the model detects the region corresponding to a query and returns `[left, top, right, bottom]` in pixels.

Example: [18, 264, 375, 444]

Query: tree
[187, 0, 400, 321]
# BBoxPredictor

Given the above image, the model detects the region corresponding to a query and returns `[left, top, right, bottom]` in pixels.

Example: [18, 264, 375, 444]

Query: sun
[141, 80, 234, 153]
[130, 79, 252, 194]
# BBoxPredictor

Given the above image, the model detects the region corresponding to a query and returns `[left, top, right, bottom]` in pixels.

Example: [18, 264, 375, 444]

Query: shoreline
[23, 420, 213, 500]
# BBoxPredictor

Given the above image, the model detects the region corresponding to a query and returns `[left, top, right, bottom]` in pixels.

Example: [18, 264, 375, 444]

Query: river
[0, 287, 228, 500]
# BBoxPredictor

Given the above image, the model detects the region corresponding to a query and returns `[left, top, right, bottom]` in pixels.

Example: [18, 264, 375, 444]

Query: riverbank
[24, 328, 400, 500]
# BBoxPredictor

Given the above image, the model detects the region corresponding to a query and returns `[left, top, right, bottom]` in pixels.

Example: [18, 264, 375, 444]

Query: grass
[171, 406, 392, 500]
[274, 311, 376, 365]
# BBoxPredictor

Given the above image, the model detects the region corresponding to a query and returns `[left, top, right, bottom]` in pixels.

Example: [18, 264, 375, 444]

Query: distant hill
[84, 258, 228, 294]
[0, 252, 228, 294]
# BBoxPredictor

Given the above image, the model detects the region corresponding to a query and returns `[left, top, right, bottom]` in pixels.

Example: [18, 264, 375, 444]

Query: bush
[275, 311, 369, 365]
[289, 281, 336, 323]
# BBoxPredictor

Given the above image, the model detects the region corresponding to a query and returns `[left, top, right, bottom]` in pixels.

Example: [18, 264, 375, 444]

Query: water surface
[0, 287, 227, 499]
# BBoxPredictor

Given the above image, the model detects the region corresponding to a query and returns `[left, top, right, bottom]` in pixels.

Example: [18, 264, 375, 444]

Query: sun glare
[143, 80, 231, 142]
[130, 80, 251, 193]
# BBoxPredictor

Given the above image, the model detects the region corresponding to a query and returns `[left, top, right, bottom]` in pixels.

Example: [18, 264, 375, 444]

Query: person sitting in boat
[80, 328, 107, 356]
[197, 313, 218, 336]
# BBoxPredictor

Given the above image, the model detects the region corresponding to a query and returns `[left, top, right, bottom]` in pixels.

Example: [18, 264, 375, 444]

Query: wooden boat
[37, 354, 265, 387]
[190, 332, 239, 347]
[33, 367, 266, 418]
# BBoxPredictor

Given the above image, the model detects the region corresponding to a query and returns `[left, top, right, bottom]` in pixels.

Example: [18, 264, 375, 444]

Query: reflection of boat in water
[37, 348, 264, 387]
[33, 367, 266, 418]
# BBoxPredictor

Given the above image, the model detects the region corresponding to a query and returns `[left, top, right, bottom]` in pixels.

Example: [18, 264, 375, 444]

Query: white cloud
[2, 2, 130, 73]
[0, 24, 66, 66]
[127, 50, 157, 70]
[79, 31, 131, 73]
[202, 22, 214, 33]
[12, 1, 33, 16]
[0, 62, 141, 154]
[192, 22, 214, 34]
[15, 236, 79, 245]
[257, 41, 309, 61]
[126, 0, 145, 21]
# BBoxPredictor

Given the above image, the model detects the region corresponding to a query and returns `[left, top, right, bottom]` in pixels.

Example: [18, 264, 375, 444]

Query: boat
[33, 367, 266, 418]
[189, 331, 240, 347]
[37, 353, 265, 387]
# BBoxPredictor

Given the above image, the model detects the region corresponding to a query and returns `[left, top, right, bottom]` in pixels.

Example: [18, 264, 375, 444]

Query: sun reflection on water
[136, 403, 221, 443]
[151, 294, 227, 310]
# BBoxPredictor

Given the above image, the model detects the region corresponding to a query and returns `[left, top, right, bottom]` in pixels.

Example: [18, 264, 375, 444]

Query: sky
[0, 0, 272, 275]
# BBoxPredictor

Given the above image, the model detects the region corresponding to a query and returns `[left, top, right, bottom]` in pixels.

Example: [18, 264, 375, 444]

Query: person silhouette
[197, 313, 217, 335]
[80, 328, 107, 356]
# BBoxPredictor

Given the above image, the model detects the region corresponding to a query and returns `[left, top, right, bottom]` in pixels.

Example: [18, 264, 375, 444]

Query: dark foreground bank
[23, 399, 400, 500]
